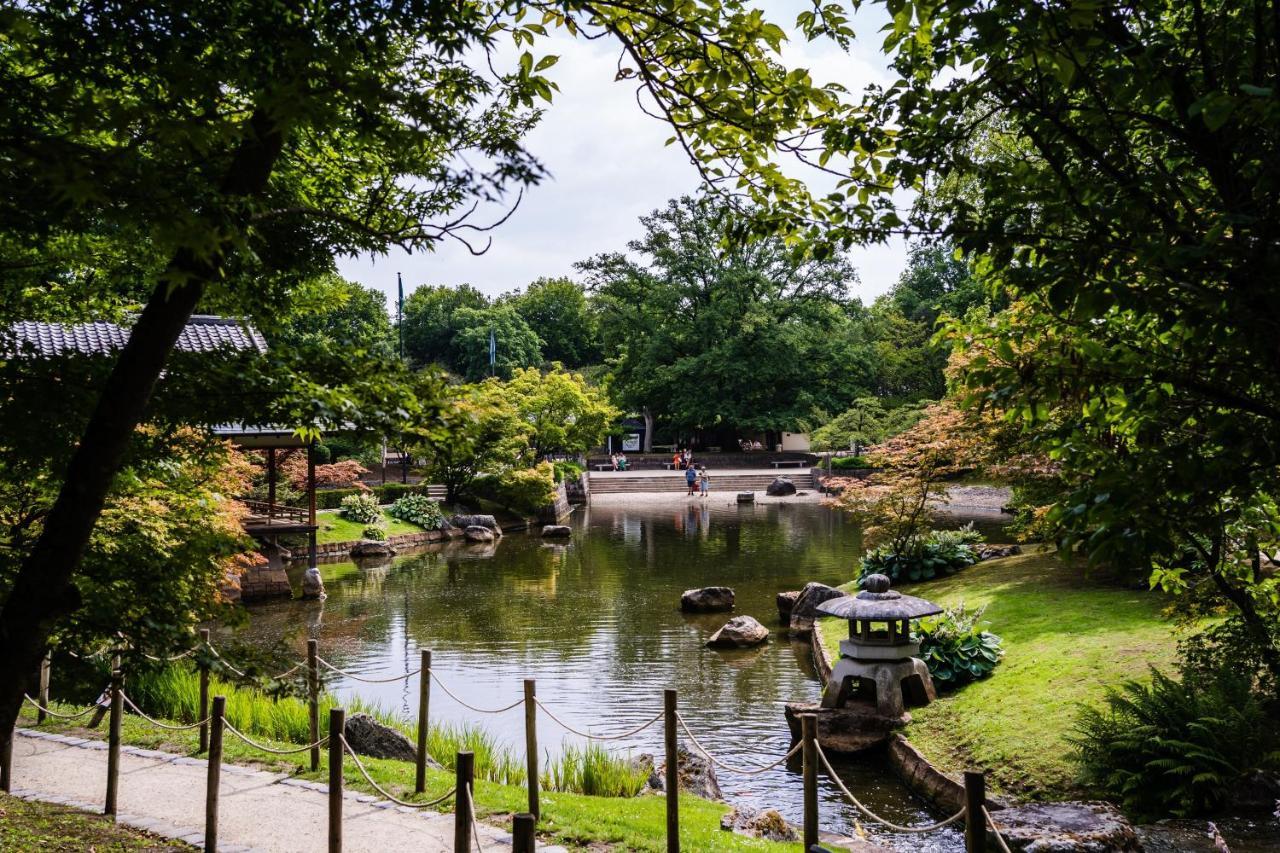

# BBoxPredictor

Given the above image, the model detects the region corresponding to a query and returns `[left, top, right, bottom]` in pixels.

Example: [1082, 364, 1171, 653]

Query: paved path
[10, 728, 558, 852]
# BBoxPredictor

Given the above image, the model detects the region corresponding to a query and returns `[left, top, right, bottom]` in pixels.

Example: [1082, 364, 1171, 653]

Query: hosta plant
[387, 493, 445, 530]
[361, 524, 388, 541]
[339, 493, 381, 525]
[913, 604, 1004, 689]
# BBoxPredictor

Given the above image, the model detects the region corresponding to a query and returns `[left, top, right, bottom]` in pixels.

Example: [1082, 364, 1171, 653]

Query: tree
[504, 277, 601, 368]
[811, 397, 887, 451]
[450, 305, 544, 381]
[417, 383, 534, 502]
[401, 285, 489, 369]
[582, 196, 872, 439]
[502, 366, 618, 458]
[271, 274, 395, 361]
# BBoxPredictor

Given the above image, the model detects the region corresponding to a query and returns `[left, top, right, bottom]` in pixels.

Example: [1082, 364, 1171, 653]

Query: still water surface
[237, 500, 964, 850]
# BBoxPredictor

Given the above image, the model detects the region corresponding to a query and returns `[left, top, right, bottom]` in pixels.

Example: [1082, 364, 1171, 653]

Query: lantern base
[821, 655, 936, 718]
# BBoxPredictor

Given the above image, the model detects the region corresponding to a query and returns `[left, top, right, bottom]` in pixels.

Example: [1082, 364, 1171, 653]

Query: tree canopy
[503, 277, 601, 368]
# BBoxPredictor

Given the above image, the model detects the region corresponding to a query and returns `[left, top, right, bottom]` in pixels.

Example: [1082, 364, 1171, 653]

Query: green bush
[552, 460, 585, 483]
[1072, 668, 1280, 820]
[361, 524, 387, 541]
[830, 455, 871, 470]
[914, 604, 1004, 689]
[388, 494, 446, 529]
[311, 482, 435, 510]
[860, 527, 982, 584]
[339, 493, 381, 524]
[473, 463, 557, 515]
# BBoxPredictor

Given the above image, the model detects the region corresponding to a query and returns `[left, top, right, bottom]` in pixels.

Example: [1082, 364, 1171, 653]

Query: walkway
[10, 728, 555, 852]
[588, 467, 816, 495]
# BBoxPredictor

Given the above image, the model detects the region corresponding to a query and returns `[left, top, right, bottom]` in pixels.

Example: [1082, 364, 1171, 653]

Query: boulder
[680, 586, 735, 613]
[990, 801, 1141, 852]
[784, 701, 908, 754]
[776, 590, 800, 622]
[300, 566, 327, 600]
[343, 713, 439, 766]
[766, 477, 797, 497]
[789, 582, 849, 635]
[706, 615, 769, 648]
[736, 492, 755, 504]
[451, 514, 502, 536]
[541, 524, 572, 538]
[720, 807, 798, 842]
[1134, 820, 1229, 853]
[650, 744, 723, 800]
[977, 544, 1022, 561]
[464, 525, 495, 543]
[349, 539, 396, 558]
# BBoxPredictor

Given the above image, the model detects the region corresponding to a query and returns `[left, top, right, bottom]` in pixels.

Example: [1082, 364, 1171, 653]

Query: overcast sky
[337, 2, 904, 309]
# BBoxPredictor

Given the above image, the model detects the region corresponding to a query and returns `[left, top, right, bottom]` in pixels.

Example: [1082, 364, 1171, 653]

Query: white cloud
[337, 2, 905, 309]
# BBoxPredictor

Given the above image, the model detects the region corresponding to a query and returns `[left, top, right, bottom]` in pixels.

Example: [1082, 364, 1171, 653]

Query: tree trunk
[642, 407, 654, 453]
[0, 109, 283, 770]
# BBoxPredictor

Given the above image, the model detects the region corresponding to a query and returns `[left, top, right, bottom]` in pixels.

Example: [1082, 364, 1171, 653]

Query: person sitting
[610, 453, 620, 471]
[617, 453, 629, 471]
[672, 450, 682, 469]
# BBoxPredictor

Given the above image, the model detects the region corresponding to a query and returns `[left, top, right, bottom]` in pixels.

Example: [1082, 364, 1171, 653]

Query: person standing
[685, 463, 698, 496]
[699, 465, 710, 497]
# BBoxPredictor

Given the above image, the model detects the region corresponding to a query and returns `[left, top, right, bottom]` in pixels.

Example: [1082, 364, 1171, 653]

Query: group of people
[671, 448, 695, 469]
[608, 452, 630, 471]
[738, 438, 765, 452]
[684, 462, 710, 497]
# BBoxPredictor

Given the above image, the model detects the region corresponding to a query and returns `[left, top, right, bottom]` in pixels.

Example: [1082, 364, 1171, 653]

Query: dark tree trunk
[642, 407, 654, 453]
[0, 110, 284, 774]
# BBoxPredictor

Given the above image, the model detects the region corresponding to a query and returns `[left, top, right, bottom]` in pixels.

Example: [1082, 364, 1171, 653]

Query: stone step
[588, 474, 814, 494]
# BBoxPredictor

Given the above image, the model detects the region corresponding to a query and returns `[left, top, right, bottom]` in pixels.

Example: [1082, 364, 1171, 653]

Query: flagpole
[397, 272, 404, 361]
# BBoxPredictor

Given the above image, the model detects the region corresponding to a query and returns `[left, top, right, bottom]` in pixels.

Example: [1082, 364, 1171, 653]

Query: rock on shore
[789, 582, 848, 635]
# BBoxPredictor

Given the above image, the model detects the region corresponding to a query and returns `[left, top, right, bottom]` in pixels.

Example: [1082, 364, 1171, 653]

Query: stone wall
[304, 528, 450, 561]
[237, 553, 292, 601]
[538, 480, 572, 524]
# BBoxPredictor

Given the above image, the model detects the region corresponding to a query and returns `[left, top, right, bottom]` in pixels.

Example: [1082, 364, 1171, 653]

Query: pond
[234, 500, 965, 851]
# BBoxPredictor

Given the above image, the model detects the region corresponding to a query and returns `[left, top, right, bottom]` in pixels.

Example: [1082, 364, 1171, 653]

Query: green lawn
[0, 792, 194, 851]
[16, 705, 797, 852]
[822, 549, 1184, 799]
[314, 508, 423, 545]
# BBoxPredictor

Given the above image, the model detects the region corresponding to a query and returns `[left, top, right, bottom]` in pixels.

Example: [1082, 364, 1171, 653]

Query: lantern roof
[817, 574, 943, 621]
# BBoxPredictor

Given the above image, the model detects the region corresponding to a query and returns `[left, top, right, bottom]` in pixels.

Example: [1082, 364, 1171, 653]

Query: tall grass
[130, 665, 642, 796]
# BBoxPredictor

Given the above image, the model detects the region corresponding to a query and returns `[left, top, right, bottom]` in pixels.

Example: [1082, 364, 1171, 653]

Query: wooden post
[105, 657, 122, 816]
[205, 696, 226, 853]
[664, 688, 679, 853]
[455, 750, 474, 853]
[524, 679, 539, 820]
[307, 443, 318, 567]
[964, 770, 987, 853]
[512, 812, 535, 852]
[308, 639, 321, 772]
[415, 649, 431, 793]
[36, 651, 51, 724]
[266, 447, 277, 522]
[0, 725, 10, 793]
[329, 707, 344, 853]
[198, 628, 210, 753]
[801, 713, 818, 851]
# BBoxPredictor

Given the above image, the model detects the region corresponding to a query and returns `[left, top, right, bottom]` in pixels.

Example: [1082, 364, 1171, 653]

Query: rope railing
[984, 805, 1014, 853]
[317, 656, 421, 684]
[428, 669, 523, 714]
[119, 692, 210, 731]
[815, 741, 967, 833]
[204, 643, 248, 677]
[267, 663, 305, 680]
[467, 782, 484, 853]
[339, 735, 457, 808]
[222, 720, 329, 756]
[22, 693, 101, 720]
[675, 712, 803, 776]
[141, 650, 195, 662]
[534, 698, 663, 741]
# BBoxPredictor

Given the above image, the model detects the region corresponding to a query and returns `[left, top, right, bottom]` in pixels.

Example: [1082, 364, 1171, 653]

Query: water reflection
[237, 500, 963, 849]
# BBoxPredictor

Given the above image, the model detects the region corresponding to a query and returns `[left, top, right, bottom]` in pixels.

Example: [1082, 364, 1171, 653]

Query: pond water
[234, 500, 965, 850]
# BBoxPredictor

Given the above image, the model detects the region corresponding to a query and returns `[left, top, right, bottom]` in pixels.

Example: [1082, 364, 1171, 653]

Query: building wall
[781, 432, 811, 452]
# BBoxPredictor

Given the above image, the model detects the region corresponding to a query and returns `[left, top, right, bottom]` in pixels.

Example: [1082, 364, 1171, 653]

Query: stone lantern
[817, 573, 941, 718]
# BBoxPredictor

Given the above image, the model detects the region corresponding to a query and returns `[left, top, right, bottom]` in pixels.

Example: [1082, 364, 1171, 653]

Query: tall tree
[582, 196, 871, 439]
[401, 285, 489, 369]
[450, 304, 544, 380]
[272, 274, 396, 360]
[504, 277, 602, 368]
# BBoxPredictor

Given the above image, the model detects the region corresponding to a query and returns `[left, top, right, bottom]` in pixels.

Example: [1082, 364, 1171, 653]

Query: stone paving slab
[12, 728, 567, 852]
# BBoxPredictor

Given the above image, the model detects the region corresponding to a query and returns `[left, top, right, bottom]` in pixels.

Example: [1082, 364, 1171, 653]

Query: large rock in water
[451, 514, 502, 536]
[990, 801, 1140, 852]
[706, 615, 769, 648]
[776, 590, 800, 623]
[766, 477, 797, 497]
[300, 566, 327, 600]
[464, 525, 495, 543]
[650, 744, 723, 800]
[349, 539, 395, 558]
[680, 586, 735, 612]
[343, 713, 439, 765]
[1134, 820, 1229, 853]
[789, 582, 849, 635]
[720, 806, 798, 842]
[784, 701, 908, 754]
[541, 524, 572, 538]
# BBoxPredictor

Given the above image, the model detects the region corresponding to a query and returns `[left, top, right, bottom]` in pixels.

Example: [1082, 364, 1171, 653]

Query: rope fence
[9, 642, 1008, 853]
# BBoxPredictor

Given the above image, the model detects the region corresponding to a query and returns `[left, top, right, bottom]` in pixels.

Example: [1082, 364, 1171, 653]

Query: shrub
[914, 604, 1004, 689]
[928, 523, 984, 548]
[472, 463, 557, 516]
[339, 493, 381, 524]
[387, 494, 445, 530]
[830, 455, 871, 470]
[1072, 668, 1280, 820]
[552, 460, 585, 483]
[860, 536, 979, 583]
[361, 524, 387, 541]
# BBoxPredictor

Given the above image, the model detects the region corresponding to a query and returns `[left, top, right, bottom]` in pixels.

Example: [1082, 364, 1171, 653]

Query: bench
[593, 463, 616, 472]
[770, 460, 810, 468]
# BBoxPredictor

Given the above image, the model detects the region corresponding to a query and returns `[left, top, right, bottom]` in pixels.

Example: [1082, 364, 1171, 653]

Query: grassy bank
[822, 548, 1182, 799]
[0, 792, 194, 851]
[315, 509, 422, 545]
[15, 701, 795, 851]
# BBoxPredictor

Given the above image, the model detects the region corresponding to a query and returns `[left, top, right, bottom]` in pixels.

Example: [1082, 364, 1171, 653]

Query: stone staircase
[587, 469, 816, 495]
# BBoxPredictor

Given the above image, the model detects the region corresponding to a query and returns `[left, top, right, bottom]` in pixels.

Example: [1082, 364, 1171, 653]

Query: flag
[396, 272, 404, 360]
[488, 328, 497, 372]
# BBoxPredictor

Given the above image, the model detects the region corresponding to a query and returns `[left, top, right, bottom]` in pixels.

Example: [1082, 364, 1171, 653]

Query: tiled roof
[8, 315, 267, 357]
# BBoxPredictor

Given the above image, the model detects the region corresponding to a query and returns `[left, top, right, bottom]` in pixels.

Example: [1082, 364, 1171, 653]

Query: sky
[337, 3, 905, 309]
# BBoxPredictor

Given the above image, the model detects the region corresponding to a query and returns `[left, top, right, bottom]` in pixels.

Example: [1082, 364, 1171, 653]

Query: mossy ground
[0, 792, 195, 851]
[15, 705, 798, 851]
[822, 548, 1183, 799]
[314, 509, 421, 544]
